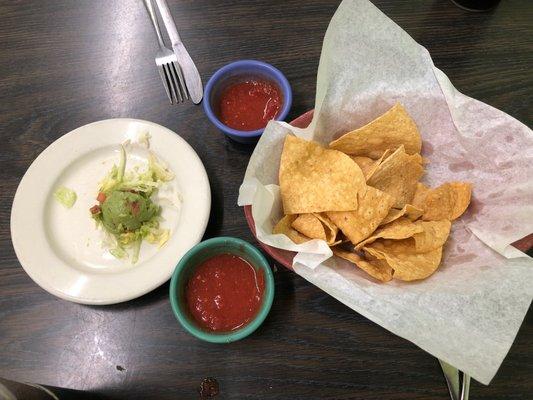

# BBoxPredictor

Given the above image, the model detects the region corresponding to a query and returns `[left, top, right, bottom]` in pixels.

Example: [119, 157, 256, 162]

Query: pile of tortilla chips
[274, 103, 472, 282]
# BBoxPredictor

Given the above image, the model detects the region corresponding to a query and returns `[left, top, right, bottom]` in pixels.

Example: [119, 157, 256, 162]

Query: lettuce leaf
[54, 186, 77, 208]
[96, 144, 175, 263]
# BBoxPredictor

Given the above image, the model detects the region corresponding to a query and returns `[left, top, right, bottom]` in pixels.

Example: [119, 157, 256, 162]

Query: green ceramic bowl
[169, 237, 274, 343]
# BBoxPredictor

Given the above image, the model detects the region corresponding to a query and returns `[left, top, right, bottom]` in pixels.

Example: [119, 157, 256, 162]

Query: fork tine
[172, 61, 189, 100]
[157, 64, 173, 104]
[166, 62, 183, 103]
[163, 63, 180, 103]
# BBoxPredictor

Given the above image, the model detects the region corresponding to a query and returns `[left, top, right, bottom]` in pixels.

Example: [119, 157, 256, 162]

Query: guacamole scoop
[101, 191, 160, 234]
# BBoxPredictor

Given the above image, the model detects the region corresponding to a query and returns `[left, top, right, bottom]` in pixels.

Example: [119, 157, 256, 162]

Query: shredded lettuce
[54, 186, 77, 208]
[131, 239, 142, 264]
[145, 228, 170, 248]
[109, 246, 127, 259]
[98, 150, 172, 198]
[148, 153, 174, 182]
[116, 219, 166, 245]
[94, 144, 175, 263]
[116, 145, 126, 182]
[137, 131, 151, 148]
[99, 145, 127, 194]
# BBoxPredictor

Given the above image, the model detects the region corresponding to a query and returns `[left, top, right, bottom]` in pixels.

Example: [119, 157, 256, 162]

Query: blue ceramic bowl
[203, 60, 292, 143]
[169, 237, 275, 343]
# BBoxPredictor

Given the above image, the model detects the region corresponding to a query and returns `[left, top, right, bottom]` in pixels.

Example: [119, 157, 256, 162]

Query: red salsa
[185, 254, 265, 332]
[218, 78, 282, 131]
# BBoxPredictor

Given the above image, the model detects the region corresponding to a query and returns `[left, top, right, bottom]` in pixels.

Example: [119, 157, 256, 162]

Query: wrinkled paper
[238, 0, 533, 385]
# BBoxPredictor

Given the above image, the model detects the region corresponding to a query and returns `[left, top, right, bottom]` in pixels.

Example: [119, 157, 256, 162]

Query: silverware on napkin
[155, 0, 203, 104]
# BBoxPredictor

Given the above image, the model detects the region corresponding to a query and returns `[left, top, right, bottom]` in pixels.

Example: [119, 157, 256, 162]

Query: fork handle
[143, 0, 166, 49]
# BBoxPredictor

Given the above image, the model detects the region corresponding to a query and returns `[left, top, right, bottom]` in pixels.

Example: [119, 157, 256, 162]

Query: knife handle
[155, 0, 182, 45]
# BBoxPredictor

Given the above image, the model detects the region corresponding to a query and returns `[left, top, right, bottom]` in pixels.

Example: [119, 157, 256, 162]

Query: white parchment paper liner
[238, 0, 532, 384]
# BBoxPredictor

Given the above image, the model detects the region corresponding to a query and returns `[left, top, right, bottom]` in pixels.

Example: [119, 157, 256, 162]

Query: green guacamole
[100, 191, 160, 234]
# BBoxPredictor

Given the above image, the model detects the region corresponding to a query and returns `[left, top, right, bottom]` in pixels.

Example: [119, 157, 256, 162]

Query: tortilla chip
[411, 153, 428, 165]
[410, 220, 451, 252]
[327, 186, 395, 245]
[350, 149, 393, 181]
[292, 214, 327, 241]
[411, 183, 430, 209]
[350, 156, 375, 178]
[362, 219, 450, 251]
[291, 213, 339, 245]
[279, 135, 366, 214]
[362, 219, 450, 280]
[448, 183, 472, 219]
[367, 145, 424, 208]
[273, 215, 310, 244]
[365, 245, 443, 281]
[413, 182, 472, 221]
[380, 204, 423, 226]
[329, 103, 422, 158]
[374, 148, 393, 163]
[356, 217, 424, 249]
[333, 248, 393, 282]
[314, 213, 339, 244]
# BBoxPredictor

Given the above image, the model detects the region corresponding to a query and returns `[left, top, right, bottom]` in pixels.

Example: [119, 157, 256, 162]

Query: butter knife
[155, 0, 203, 104]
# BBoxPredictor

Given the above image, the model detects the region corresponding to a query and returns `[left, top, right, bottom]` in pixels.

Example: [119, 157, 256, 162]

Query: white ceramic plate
[11, 119, 211, 305]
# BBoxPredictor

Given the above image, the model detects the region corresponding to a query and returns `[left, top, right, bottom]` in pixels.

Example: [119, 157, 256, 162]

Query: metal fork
[143, 0, 188, 104]
[439, 359, 471, 400]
